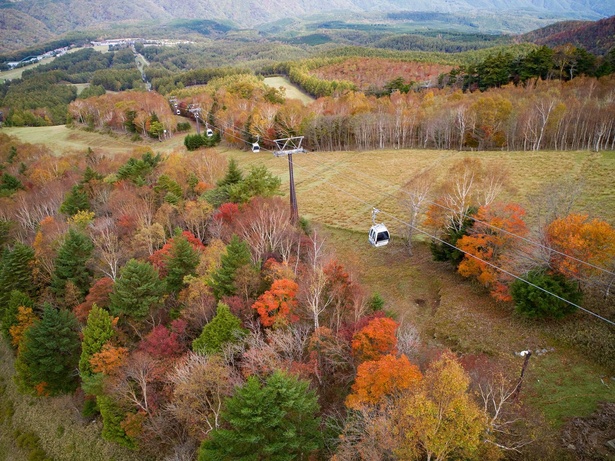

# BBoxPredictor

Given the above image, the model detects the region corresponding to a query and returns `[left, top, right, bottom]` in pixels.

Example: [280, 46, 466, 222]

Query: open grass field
[0, 45, 109, 83]
[1, 125, 614, 457]
[231, 147, 615, 229]
[0, 57, 55, 83]
[311, 57, 453, 90]
[2, 125, 186, 156]
[263, 76, 315, 104]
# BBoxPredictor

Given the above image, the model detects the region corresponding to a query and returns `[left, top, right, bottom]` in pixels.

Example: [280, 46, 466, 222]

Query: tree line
[441, 45, 615, 91]
[0, 48, 146, 126]
[164, 71, 615, 153]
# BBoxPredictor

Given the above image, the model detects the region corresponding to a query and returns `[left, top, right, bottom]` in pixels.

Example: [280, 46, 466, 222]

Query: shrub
[176, 121, 191, 132]
[510, 269, 581, 319]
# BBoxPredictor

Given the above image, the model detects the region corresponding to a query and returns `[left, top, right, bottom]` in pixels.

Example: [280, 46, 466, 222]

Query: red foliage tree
[138, 324, 185, 359]
[74, 277, 114, 323]
[215, 202, 240, 225]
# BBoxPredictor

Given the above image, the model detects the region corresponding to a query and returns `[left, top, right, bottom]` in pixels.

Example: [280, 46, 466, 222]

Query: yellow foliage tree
[9, 306, 38, 348]
[394, 352, 490, 461]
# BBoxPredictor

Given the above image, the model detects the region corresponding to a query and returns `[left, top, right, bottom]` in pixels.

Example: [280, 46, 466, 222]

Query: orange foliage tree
[546, 213, 615, 281]
[90, 343, 129, 375]
[252, 278, 299, 328]
[351, 317, 398, 362]
[346, 354, 422, 409]
[457, 203, 528, 301]
[9, 306, 37, 348]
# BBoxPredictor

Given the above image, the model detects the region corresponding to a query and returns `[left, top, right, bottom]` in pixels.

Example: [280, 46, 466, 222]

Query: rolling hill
[520, 15, 615, 55]
[0, 0, 614, 53]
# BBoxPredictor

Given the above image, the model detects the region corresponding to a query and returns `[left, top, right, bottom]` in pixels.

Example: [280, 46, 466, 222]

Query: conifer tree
[203, 158, 244, 207]
[0, 243, 35, 314]
[15, 304, 81, 395]
[165, 233, 201, 293]
[199, 370, 322, 460]
[208, 235, 252, 300]
[51, 228, 94, 302]
[97, 395, 136, 448]
[217, 158, 243, 187]
[79, 304, 115, 378]
[109, 259, 164, 320]
[192, 302, 246, 354]
[59, 185, 91, 216]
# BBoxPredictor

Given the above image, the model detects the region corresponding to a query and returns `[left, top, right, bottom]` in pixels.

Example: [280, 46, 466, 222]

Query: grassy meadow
[1, 124, 614, 457]
[263, 76, 315, 104]
[0, 46, 109, 83]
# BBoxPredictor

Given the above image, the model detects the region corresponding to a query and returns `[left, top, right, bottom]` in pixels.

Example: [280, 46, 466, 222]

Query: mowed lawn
[3, 125, 615, 431]
[0, 46, 109, 83]
[263, 76, 315, 104]
[3, 125, 186, 156]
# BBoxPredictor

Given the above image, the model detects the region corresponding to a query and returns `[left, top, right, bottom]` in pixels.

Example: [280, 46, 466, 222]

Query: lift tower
[273, 136, 306, 224]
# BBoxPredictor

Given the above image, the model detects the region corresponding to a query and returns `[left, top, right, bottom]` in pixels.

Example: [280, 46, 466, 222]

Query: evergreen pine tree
[109, 259, 164, 320]
[208, 235, 252, 300]
[97, 395, 136, 448]
[217, 158, 243, 187]
[59, 185, 91, 216]
[203, 159, 244, 207]
[0, 220, 13, 250]
[199, 371, 322, 461]
[165, 233, 201, 293]
[51, 228, 94, 302]
[227, 165, 281, 203]
[79, 304, 115, 378]
[192, 303, 246, 354]
[15, 304, 81, 395]
[0, 242, 35, 315]
[510, 269, 581, 319]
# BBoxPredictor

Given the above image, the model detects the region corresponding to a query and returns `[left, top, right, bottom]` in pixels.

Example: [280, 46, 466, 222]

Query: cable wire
[184, 104, 615, 286]
[285, 158, 615, 327]
[293, 148, 615, 279]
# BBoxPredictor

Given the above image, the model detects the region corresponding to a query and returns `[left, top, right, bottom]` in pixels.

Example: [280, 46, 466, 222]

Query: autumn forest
[1, 12, 615, 461]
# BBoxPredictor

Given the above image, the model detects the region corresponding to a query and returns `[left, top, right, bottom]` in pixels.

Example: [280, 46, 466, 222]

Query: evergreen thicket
[15, 304, 81, 395]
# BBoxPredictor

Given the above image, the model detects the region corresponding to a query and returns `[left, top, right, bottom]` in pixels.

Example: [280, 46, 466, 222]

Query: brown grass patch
[311, 57, 453, 89]
[0, 340, 142, 461]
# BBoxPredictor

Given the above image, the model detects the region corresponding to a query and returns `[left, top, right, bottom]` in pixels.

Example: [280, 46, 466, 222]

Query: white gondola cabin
[369, 223, 390, 247]
[369, 208, 390, 247]
[206, 128, 213, 137]
[252, 142, 260, 153]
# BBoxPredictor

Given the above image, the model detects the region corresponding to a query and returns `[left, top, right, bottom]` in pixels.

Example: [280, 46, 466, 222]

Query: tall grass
[0, 340, 141, 461]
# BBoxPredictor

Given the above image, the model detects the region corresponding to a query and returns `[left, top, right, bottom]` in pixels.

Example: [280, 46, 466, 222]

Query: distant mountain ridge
[0, 0, 613, 53]
[520, 16, 615, 55]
